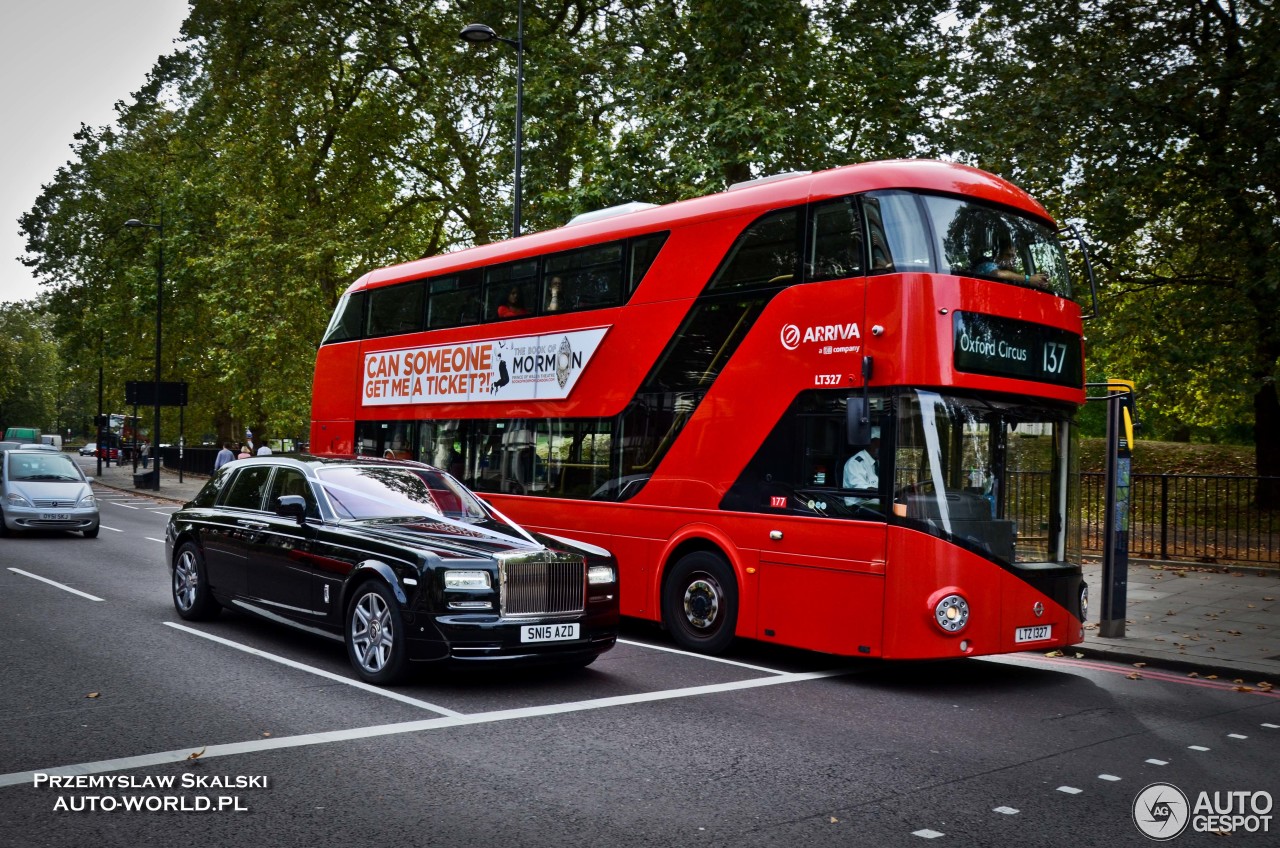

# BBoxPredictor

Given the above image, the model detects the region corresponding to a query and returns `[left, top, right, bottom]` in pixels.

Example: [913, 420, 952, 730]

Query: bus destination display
[953, 311, 1082, 387]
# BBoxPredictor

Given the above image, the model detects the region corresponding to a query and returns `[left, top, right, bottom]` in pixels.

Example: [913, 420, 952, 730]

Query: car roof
[226, 454, 440, 476]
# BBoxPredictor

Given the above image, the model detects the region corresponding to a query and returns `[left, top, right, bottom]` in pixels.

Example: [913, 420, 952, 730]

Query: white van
[40, 434, 63, 451]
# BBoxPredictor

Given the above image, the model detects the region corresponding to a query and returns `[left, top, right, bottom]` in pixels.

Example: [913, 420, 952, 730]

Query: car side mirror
[275, 495, 307, 524]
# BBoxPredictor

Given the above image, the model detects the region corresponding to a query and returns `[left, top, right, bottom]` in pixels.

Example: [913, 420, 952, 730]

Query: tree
[951, 0, 1280, 504]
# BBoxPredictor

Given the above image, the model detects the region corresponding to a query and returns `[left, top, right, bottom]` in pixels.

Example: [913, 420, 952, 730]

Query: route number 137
[1042, 342, 1068, 375]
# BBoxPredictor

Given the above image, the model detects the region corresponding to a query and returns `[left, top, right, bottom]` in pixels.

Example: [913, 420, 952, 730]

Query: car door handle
[236, 519, 269, 530]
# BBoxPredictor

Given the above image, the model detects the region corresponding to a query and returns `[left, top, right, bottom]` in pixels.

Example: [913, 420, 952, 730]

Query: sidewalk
[1076, 560, 1280, 683]
[84, 459, 1278, 682]
[88, 459, 208, 505]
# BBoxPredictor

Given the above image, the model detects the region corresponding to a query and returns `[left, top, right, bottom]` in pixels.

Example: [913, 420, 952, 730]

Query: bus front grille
[501, 559, 585, 617]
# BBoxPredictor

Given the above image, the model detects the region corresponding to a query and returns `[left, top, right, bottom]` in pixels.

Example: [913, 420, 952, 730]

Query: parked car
[0, 449, 99, 538]
[165, 455, 619, 684]
[79, 442, 98, 456]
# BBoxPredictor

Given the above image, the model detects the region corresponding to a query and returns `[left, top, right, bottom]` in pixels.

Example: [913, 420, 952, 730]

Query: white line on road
[1146, 759, 1168, 766]
[7, 568, 104, 602]
[0, 665, 847, 788]
[105, 502, 140, 510]
[1188, 745, 1210, 751]
[163, 622, 463, 717]
[1099, 774, 1121, 781]
[1057, 786, 1082, 794]
[100, 525, 123, 533]
[146, 538, 165, 544]
[617, 638, 791, 675]
[993, 806, 1019, 815]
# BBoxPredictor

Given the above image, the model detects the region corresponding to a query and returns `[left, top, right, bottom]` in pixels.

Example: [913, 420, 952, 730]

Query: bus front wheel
[662, 551, 738, 654]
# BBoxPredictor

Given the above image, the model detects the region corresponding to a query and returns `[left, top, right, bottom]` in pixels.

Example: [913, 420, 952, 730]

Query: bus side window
[863, 192, 931, 274]
[808, 198, 865, 281]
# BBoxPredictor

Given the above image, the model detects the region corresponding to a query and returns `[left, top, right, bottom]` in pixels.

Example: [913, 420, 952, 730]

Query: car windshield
[315, 465, 490, 522]
[7, 453, 83, 482]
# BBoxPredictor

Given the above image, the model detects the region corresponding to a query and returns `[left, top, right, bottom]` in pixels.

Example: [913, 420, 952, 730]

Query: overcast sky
[0, 1, 189, 305]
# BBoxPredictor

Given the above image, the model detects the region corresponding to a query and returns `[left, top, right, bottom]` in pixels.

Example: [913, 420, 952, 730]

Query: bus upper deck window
[808, 198, 865, 282]
[862, 192, 932, 275]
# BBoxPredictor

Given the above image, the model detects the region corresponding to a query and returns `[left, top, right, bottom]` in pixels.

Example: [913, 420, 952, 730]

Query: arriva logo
[780, 323, 861, 351]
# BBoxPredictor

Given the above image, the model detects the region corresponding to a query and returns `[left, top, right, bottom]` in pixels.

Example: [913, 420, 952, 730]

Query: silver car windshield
[7, 453, 83, 482]
[315, 466, 489, 522]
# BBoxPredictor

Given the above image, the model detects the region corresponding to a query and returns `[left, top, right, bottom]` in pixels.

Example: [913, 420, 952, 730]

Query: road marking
[7, 568, 104, 602]
[1264, 723, 1279, 729]
[1099, 774, 1121, 781]
[1146, 759, 1168, 766]
[1188, 745, 1210, 751]
[164, 622, 463, 717]
[100, 525, 123, 533]
[1057, 786, 1082, 794]
[105, 501, 140, 510]
[993, 806, 1019, 815]
[912, 830, 945, 839]
[617, 638, 791, 675]
[146, 537, 165, 544]
[1009, 654, 1280, 699]
[1228, 733, 1248, 739]
[0, 665, 846, 788]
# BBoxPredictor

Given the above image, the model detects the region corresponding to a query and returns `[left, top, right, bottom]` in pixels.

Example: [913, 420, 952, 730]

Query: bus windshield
[919, 195, 1073, 299]
[893, 390, 1080, 565]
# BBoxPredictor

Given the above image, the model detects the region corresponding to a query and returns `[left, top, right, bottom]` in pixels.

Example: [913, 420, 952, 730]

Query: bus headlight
[933, 593, 970, 634]
[1079, 584, 1089, 621]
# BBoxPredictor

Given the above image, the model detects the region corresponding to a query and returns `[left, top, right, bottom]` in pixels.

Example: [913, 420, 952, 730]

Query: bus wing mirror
[847, 397, 871, 445]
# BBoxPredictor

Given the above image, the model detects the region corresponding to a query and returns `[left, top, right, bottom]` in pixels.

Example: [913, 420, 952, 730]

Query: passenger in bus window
[497, 286, 529, 318]
[545, 277, 563, 312]
[977, 239, 1050, 288]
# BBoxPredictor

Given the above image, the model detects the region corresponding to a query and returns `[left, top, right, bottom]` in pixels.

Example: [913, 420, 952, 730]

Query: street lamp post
[460, 0, 525, 238]
[124, 216, 163, 491]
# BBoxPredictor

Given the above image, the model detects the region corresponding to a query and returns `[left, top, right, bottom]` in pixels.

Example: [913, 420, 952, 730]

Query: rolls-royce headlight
[587, 565, 616, 585]
[444, 570, 491, 590]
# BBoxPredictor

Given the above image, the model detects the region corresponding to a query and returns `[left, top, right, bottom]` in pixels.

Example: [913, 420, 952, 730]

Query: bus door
[722, 391, 888, 656]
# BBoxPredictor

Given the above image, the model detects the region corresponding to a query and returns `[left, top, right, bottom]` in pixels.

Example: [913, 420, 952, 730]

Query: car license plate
[1015, 625, 1053, 643]
[41, 513, 71, 520]
[520, 623, 579, 643]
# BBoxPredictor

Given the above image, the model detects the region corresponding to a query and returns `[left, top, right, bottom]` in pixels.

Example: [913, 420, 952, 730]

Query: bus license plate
[1015, 625, 1052, 643]
[41, 513, 71, 520]
[521, 623, 579, 643]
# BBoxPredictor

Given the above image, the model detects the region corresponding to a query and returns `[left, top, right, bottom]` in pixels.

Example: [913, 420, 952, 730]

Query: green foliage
[15, 0, 1277, 486]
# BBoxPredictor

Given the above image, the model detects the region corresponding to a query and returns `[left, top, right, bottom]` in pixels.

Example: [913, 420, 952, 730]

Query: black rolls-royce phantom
[165, 455, 619, 684]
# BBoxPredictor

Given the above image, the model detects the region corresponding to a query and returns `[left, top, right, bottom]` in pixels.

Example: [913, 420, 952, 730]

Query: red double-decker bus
[311, 159, 1093, 660]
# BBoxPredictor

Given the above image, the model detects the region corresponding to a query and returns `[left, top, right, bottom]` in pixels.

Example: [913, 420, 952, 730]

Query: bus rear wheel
[662, 551, 737, 654]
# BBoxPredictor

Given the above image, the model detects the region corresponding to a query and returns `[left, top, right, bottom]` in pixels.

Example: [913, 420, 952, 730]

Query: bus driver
[843, 428, 880, 506]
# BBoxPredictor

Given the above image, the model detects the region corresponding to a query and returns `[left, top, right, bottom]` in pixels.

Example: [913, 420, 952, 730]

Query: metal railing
[1081, 473, 1280, 566]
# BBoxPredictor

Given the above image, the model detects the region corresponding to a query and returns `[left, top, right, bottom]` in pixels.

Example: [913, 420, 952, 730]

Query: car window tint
[266, 467, 320, 518]
[220, 466, 273, 511]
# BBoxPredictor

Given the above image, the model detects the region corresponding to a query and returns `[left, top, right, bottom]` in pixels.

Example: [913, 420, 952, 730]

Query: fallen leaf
[187, 747, 206, 760]
[1133, 662, 1147, 668]
[86, 692, 100, 699]
[1228, 630, 1243, 636]
[1074, 653, 1084, 658]
[1233, 686, 1255, 693]
[1045, 650, 1064, 657]
[1233, 679, 1245, 684]
[262, 732, 272, 738]
[1264, 597, 1275, 602]
[1126, 672, 1143, 680]
[1187, 672, 1200, 678]
[829, 817, 839, 824]
[1257, 682, 1273, 691]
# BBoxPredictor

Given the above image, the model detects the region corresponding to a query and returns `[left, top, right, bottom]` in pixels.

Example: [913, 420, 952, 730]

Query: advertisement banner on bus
[362, 327, 610, 406]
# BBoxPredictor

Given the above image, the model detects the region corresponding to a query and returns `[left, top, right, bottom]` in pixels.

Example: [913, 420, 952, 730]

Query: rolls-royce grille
[502, 559, 585, 617]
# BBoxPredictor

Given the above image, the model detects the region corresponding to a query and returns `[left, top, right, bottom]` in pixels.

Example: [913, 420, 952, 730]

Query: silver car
[0, 450, 99, 538]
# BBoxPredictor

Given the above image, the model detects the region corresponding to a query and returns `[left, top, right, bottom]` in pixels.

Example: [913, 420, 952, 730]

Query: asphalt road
[0, 462, 1276, 847]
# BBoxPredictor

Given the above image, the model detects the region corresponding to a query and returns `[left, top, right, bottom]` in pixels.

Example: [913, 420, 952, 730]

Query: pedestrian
[213, 442, 235, 471]
[140, 441, 150, 470]
[237, 443, 252, 460]
[256, 440, 272, 456]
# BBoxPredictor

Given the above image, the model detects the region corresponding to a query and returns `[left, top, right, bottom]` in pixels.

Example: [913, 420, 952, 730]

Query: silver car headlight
[444, 570, 491, 590]
[4, 492, 31, 508]
[77, 493, 97, 508]
[587, 565, 616, 585]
